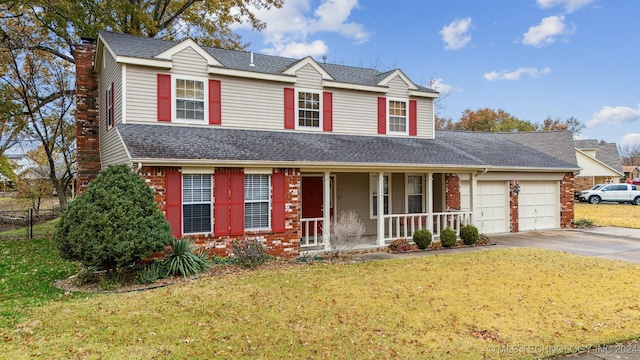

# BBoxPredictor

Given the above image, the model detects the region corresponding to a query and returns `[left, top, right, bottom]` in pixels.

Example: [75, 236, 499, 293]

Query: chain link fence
[0, 208, 61, 240]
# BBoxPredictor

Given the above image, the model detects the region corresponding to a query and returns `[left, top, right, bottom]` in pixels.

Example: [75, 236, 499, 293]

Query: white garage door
[477, 181, 508, 234]
[518, 181, 558, 231]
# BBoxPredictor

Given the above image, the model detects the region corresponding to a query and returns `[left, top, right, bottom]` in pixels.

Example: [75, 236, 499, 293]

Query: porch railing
[382, 211, 472, 243]
[300, 217, 324, 248]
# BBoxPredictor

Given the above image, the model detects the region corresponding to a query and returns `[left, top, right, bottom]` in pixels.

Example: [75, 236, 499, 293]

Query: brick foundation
[141, 166, 301, 258]
[445, 174, 461, 210]
[574, 176, 594, 191]
[509, 181, 519, 233]
[75, 39, 101, 194]
[560, 172, 575, 228]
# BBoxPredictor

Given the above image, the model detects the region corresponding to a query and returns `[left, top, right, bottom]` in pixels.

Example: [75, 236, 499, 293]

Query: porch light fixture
[512, 183, 521, 195]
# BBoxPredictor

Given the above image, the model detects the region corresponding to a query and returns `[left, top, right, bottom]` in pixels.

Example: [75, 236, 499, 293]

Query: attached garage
[518, 180, 559, 231]
[476, 181, 509, 234]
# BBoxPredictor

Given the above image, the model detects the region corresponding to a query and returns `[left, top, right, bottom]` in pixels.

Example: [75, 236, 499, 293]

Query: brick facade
[509, 180, 519, 233]
[560, 172, 575, 228]
[445, 174, 461, 210]
[141, 166, 301, 258]
[75, 40, 101, 194]
[574, 176, 594, 191]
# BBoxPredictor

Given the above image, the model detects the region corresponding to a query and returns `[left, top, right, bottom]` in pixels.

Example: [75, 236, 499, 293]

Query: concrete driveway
[491, 227, 640, 264]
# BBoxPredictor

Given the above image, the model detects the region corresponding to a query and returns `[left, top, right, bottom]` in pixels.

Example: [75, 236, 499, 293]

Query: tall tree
[1, 0, 282, 207]
[618, 143, 640, 166]
[458, 108, 536, 132]
[537, 116, 584, 138]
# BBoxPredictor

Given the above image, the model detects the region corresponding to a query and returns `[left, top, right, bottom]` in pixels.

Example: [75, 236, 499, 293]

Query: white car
[579, 184, 640, 205]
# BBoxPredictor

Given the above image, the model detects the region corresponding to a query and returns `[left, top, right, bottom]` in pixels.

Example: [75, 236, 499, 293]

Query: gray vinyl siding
[391, 173, 405, 214]
[335, 173, 377, 235]
[99, 49, 130, 167]
[126, 65, 158, 122]
[120, 49, 434, 138]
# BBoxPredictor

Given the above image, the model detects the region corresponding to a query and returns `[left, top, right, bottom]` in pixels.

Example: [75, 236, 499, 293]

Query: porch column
[377, 172, 385, 246]
[470, 171, 478, 227]
[322, 172, 331, 251]
[427, 172, 433, 234]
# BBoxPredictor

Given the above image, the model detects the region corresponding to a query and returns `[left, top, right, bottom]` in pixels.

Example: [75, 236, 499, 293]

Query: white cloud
[439, 17, 472, 50]
[522, 15, 574, 47]
[536, 0, 597, 13]
[586, 103, 640, 128]
[483, 67, 552, 81]
[428, 78, 453, 93]
[620, 133, 640, 147]
[233, 0, 370, 57]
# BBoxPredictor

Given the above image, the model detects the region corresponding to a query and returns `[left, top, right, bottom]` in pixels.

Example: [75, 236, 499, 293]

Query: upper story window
[297, 91, 321, 128]
[245, 174, 271, 230]
[106, 83, 114, 129]
[183, 174, 212, 234]
[176, 78, 205, 121]
[388, 99, 407, 134]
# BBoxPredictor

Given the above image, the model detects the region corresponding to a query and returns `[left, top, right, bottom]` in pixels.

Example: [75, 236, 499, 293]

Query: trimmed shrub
[232, 239, 271, 268]
[440, 227, 457, 248]
[412, 229, 433, 249]
[164, 238, 210, 277]
[388, 238, 411, 253]
[460, 224, 479, 245]
[54, 164, 173, 271]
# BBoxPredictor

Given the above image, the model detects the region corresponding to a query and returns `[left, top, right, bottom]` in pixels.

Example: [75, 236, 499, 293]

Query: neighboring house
[623, 165, 640, 180]
[574, 140, 624, 190]
[75, 32, 579, 257]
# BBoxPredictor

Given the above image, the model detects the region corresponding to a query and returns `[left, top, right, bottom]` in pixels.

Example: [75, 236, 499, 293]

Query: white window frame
[387, 98, 408, 135]
[370, 174, 391, 219]
[405, 174, 424, 214]
[182, 173, 213, 235]
[295, 89, 322, 130]
[244, 172, 271, 231]
[172, 74, 208, 124]
[106, 84, 114, 130]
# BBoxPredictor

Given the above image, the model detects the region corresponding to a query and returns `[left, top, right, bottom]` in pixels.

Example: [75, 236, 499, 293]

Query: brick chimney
[75, 37, 101, 194]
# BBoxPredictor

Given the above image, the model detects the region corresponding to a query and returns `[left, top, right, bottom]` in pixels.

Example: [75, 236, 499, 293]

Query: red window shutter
[377, 97, 387, 134]
[165, 171, 182, 237]
[284, 87, 295, 129]
[323, 91, 333, 132]
[209, 79, 221, 125]
[105, 89, 109, 129]
[409, 100, 417, 136]
[157, 74, 171, 122]
[110, 82, 115, 126]
[214, 171, 230, 236]
[271, 171, 286, 233]
[229, 171, 245, 236]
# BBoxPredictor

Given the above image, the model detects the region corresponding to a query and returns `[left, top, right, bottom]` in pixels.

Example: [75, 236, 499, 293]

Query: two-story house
[75, 32, 579, 257]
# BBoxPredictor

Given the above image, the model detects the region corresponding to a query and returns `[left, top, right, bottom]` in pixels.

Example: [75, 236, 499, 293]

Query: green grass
[2, 246, 640, 359]
[0, 238, 80, 329]
[0, 218, 60, 239]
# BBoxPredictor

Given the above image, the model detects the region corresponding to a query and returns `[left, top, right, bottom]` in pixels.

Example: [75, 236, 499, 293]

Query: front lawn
[575, 202, 640, 228]
[0, 238, 80, 329]
[2, 246, 640, 359]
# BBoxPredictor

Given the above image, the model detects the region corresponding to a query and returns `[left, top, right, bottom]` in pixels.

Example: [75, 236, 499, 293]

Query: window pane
[183, 204, 211, 234]
[408, 195, 423, 213]
[297, 91, 320, 128]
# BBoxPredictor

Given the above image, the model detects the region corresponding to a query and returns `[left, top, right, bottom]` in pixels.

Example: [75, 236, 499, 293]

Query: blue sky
[233, 0, 640, 147]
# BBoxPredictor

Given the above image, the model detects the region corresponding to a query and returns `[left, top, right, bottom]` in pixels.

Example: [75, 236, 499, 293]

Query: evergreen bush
[412, 229, 433, 249]
[54, 164, 173, 271]
[440, 227, 457, 248]
[460, 224, 479, 245]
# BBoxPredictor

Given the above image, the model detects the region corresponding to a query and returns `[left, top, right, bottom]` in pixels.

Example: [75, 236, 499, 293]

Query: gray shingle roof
[117, 124, 578, 170]
[98, 31, 438, 93]
[574, 139, 623, 173]
[497, 131, 578, 166]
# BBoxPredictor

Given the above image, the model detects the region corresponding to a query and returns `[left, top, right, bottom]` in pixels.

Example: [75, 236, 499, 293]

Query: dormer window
[297, 90, 321, 128]
[388, 99, 407, 134]
[176, 78, 205, 121]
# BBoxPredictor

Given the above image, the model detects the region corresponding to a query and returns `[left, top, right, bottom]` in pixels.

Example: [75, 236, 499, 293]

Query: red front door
[302, 177, 323, 236]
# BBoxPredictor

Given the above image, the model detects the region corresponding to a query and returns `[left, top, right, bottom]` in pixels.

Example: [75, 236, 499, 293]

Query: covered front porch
[299, 170, 477, 252]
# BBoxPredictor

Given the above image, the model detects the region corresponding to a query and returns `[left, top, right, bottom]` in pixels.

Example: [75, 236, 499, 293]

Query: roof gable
[376, 69, 419, 90]
[282, 56, 334, 80]
[575, 149, 623, 176]
[154, 38, 222, 67]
